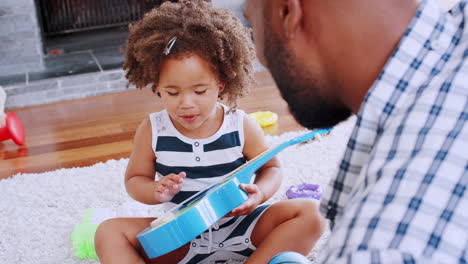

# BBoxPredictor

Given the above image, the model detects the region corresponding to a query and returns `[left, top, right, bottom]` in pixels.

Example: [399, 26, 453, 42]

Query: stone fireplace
[0, 0, 170, 77]
[0, 0, 253, 109]
[0, 0, 172, 108]
[0, 0, 44, 76]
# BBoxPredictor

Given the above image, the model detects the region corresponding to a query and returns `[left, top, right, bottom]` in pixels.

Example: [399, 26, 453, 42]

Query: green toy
[71, 204, 153, 260]
[71, 209, 99, 260]
[71, 208, 120, 260]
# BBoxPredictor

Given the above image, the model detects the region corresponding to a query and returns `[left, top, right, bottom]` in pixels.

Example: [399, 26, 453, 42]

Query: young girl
[94, 1, 325, 263]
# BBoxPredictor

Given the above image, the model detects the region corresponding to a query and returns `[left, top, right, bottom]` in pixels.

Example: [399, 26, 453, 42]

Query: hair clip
[163, 36, 177, 55]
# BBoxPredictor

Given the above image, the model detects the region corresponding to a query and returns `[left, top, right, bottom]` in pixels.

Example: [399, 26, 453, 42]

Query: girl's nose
[179, 93, 195, 108]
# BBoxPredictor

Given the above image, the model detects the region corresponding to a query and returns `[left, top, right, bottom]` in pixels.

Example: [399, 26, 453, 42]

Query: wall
[0, 0, 44, 76]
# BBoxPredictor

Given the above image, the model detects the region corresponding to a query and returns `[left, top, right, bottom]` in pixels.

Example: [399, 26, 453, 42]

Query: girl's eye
[167, 91, 178, 96]
[195, 90, 207, 95]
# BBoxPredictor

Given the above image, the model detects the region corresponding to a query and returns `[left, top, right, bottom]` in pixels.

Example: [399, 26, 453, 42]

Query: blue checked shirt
[319, 0, 468, 263]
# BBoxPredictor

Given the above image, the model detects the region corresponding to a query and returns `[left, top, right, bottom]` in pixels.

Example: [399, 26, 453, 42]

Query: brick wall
[4, 69, 135, 109]
[0, 0, 44, 76]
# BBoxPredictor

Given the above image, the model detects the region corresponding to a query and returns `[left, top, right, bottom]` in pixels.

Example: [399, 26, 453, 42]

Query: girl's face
[157, 54, 224, 137]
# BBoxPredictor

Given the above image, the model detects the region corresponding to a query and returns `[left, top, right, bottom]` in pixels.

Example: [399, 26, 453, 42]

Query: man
[244, 0, 467, 263]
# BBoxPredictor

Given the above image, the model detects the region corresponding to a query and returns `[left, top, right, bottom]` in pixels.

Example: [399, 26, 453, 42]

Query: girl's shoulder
[218, 104, 248, 139]
[148, 109, 172, 134]
[132, 116, 154, 153]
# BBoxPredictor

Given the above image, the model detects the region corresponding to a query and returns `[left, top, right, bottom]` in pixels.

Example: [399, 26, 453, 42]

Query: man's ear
[280, 0, 303, 39]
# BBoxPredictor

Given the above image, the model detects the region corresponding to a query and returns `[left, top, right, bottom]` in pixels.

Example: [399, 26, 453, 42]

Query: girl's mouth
[181, 115, 197, 123]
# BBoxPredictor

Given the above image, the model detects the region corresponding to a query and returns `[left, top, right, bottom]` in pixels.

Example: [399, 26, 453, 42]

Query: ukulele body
[138, 175, 250, 258]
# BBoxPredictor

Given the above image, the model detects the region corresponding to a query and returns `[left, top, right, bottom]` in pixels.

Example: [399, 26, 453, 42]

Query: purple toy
[286, 184, 322, 200]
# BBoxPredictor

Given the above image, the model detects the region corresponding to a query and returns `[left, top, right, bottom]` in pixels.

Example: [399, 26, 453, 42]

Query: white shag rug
[0, 117, 355, 264]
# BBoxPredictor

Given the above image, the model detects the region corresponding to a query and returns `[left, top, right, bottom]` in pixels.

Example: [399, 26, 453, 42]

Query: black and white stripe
[149, 104, 247, 205]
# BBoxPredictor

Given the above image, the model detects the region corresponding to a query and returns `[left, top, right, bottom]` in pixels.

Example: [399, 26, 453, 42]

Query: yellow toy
[249, 111, 278, 127]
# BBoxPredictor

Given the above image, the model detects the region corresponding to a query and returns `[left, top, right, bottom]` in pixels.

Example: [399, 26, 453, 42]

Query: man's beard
[263, 29, 352, 129]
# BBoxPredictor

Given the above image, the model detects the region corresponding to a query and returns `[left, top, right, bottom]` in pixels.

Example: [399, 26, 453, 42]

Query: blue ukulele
[137, 128, 333, 259]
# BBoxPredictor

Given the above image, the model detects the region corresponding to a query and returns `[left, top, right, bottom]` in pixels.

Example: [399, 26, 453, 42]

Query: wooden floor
[0, 71, 303, 178]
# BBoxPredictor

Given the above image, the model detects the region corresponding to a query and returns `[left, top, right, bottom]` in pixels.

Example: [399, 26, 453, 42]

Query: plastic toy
[286, 184, 323, 200]
[71, 207, 122, 260]
[71, 203, 154, 260]
[137, 128, 333, 258]
[0, 86, 25, 145]
[268, 251, 312, 264]
[249, 111, 278, 127]
[71, 209, 100, 260]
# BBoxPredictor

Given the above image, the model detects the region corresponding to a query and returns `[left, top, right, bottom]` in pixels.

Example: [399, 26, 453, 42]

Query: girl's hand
[155, 172, 186, 203]
[226, 184, 264, 217]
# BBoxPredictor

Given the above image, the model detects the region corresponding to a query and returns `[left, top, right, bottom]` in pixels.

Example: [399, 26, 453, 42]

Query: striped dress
[148, 104, 269, 263]
[149, 104, 247, 206]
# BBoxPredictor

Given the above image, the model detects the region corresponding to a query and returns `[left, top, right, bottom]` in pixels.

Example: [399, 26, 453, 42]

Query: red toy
[0, 112, 25, 145]
[0, 86, 25, 146]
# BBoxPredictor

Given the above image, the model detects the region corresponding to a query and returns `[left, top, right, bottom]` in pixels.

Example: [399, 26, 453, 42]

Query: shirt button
[192, 242, 196, 247]
[219, 243, 224, 248]
[194, 142, 199, 147]
[245, 238, 250, 243]
[195, 157, 201, 162]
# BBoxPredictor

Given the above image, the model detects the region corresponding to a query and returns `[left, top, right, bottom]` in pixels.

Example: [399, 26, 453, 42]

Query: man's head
[244, 0, 352, 129]
[244, 0, 418, 129]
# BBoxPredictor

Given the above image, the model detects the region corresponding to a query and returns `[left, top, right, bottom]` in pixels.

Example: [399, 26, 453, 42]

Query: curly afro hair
[124, 0, 256, 108]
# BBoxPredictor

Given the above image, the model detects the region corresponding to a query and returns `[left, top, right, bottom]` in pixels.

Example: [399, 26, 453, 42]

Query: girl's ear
[153, 84, 161, 97]
[219, 80, 226, 93]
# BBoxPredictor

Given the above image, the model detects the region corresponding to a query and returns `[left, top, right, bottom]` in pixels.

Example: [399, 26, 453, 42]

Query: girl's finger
[240, 184, 257, 193]
[176, 173, 185, 184]
[155, 184, 165, 192]
[169, 173, 185, 184]
[159, 179, 169, 188]
[166, 174, 179, 183]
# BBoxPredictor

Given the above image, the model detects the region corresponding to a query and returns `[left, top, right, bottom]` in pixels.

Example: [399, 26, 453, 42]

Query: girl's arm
[124, 118, 160, 205]
[244, 115, 282, 203]
[228, 115, 282, 217]
[242, 115, 282, 203]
